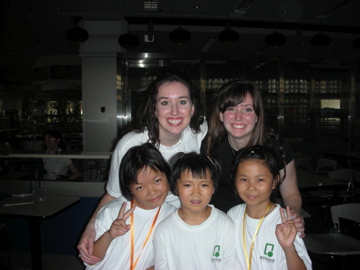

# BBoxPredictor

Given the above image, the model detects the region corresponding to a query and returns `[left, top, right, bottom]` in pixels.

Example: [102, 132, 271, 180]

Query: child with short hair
[153, 152, 238, 270]
[85, 143, 176, 270]
[227, 145, 312, 270]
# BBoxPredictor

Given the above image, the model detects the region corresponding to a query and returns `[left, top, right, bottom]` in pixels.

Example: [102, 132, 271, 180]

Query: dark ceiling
[1, 0, 360, 84]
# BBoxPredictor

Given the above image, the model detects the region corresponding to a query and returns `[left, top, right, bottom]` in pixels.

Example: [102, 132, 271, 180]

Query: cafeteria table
[0, 194, 81, 270]
[297, 169, 348, 202]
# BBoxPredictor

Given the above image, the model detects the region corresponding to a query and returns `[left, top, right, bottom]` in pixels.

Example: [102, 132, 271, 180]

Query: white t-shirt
[153, 205, 239, 270]
[227, 204, 312, 270]
[43, 158, 71, 179]
[106, 122, 207, 207]
[85, 198, 176, 270]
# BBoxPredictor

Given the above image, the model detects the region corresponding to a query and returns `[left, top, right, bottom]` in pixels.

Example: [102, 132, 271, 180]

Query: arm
[77, 192, 116, 264]
[279, 160, 305, 237]
[279, 160, 302, 214]
[92, 202, 135, 262]
[67, 162, 81, 180]
[276, 207, 306, 270]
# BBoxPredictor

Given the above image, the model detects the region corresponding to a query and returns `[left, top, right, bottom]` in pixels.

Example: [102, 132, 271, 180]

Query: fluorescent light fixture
[144, 0, 158, 11]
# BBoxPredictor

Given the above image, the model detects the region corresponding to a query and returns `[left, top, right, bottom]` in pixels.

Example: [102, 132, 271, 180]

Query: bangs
[219, 88, 247, 112]
[185, 167, 209, 180]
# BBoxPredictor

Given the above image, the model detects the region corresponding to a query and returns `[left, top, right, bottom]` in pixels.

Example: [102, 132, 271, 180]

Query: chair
[315, 158, 338, 175]
[303, 203, 360, 269]
[295, 152, 313, 171]
[351, 170, 360, 202]
[327, 169, 355, 203]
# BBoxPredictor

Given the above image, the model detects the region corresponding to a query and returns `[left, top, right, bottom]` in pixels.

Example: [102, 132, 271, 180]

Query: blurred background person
[43, 129, 80, 180]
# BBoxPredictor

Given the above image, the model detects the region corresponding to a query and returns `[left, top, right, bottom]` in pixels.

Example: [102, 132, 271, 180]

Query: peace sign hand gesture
[276, 206, 297, 250]
[109, 202, 136, 240]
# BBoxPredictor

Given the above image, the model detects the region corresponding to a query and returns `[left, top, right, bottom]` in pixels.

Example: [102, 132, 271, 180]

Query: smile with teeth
[232, 124, 246, 129]
[190, 200, 202, 204]
[168, 118, 183, 125]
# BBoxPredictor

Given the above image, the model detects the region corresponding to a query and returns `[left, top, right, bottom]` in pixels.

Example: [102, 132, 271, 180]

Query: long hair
[119, 143, 171, 201]
[203, 80, 265, 155]
[132, 68, 204, 146]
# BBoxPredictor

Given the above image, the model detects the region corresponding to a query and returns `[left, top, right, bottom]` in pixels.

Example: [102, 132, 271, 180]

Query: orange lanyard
[242, 203, 271, 270]
[130, 201, 161, 270]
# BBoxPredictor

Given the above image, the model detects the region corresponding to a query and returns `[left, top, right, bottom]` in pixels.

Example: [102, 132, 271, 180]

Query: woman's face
[219, 93, 258, 143]
[155, 81, 194, 142]
[44, 135, 59, 151]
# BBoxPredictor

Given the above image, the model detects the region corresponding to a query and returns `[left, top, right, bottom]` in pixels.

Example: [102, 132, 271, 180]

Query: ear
[272, 175, 280, 190]
[191, 103, 195, 116]
[219, 112, 224, 122]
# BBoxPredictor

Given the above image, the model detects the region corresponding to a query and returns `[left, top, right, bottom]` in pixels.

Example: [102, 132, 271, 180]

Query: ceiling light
[118, 33, 140, 50]
[144, 0, 158, 11]
[169, 26, 191, 47]
[66, 27, 89, 43]
[310, 33, 331, 48]
[218, 29, 239, 45]
[218, 22, 239, 45]
[265, 31, 286, 48]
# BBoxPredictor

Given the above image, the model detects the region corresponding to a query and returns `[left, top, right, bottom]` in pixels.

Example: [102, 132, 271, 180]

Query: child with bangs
[227, 145, 311, 270]
[85, 143, 176, 270]
[153, 152, 238, 270]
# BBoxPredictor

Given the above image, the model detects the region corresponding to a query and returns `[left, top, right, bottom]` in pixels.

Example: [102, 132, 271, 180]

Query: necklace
[228, 139, 238, 156]
[129, 200, 161, 270]
[242, 202, 272, 270]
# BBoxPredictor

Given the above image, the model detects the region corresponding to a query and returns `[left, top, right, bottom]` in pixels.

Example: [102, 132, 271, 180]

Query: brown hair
[203, 80, 266, 155]
[132, 68, 204, 146]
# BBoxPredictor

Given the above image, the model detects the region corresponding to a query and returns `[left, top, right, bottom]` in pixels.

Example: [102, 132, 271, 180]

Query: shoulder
[200, 121, 208, 134]
[212, 207, 234, 224]
[115, 130, 149, 149]
[112, 130, 150, 159]
[186, 121, 207, 138]
[210, 139, 228, 157]
[98, 197, 128, 217]
[160, 202, 177, 216]
[265, 135, 294, 164]
[227, 204, 245, 218]
[155, 210, 177, 232]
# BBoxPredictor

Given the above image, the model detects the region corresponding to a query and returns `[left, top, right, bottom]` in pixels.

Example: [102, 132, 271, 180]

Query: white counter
[5, 151, 112, 159]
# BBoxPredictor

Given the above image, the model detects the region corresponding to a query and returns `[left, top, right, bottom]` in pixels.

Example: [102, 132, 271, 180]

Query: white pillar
[80, 20, 127, 152]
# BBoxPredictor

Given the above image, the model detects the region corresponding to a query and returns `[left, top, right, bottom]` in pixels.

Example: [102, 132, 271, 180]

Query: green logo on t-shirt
[264, 243, 275, 257]
[213, 245, 221, 257]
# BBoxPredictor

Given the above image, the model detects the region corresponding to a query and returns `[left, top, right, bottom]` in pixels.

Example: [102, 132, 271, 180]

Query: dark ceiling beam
[124, 17, 360, 34]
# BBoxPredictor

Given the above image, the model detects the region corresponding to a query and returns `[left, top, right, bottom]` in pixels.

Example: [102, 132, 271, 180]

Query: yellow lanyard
[242, 203, 271, 270]
[130, 201, 161, 270]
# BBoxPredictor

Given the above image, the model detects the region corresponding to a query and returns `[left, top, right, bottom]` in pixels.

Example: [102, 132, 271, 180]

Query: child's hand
[109, 202, 136, 240]
[276, 206, 297, 250]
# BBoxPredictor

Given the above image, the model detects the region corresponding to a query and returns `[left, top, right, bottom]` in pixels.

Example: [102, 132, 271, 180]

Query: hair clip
[250, 150, 255, 154]
[207, 156, 215, 166]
